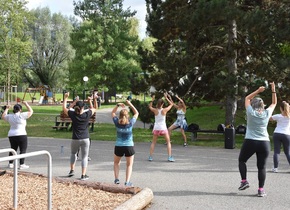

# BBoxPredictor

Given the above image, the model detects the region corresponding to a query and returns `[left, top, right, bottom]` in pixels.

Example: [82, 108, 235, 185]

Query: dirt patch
[0, 170, 138, 210]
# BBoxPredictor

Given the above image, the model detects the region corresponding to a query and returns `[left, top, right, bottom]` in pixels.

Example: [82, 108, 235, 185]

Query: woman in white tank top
[148, 93, 175, 162]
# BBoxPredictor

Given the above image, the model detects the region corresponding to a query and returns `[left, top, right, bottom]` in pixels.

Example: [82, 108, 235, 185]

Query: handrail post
[0, 148, 18, 207]
[0, 150, 52, 210]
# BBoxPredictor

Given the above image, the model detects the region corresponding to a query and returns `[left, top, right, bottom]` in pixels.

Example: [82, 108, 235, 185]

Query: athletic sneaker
[238, 181, 249, 190]
[272, 168, 278, 173]
[8, 163, 14, 169]
[80, 175, 89, 180]
[148, 156, 153, 161]
[114, 179, 120, 184]
[258, 189, 266, 197]
[125, 182, 133, 186]
[88, 157, 91, 161]
[168, 156, 175, 162]
[19, 164, 29, 170]
[68, 170, 74, 177]
[183, 142, 188, 147]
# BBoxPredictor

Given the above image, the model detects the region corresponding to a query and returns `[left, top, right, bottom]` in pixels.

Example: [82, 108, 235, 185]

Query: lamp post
[83, 76, 88, 100]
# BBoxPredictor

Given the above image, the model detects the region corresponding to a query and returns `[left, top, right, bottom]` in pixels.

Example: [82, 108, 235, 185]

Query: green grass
[0, 103, 276, 149]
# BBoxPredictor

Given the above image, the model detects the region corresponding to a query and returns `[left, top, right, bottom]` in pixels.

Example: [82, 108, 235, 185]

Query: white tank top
[153, 109, 167, 130]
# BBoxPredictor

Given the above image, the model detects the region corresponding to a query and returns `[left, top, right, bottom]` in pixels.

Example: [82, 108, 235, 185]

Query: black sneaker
[258, 189, 266, 197]
[114, 179, 120, 184]
[238, 181, 249, 190]
[68, 170, 74, 177]
[81, 174, 89, 180]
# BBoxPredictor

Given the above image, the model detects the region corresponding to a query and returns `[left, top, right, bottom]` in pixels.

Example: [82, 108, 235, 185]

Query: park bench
[186, 123, 246, 141]
[52, 111, 96, 132]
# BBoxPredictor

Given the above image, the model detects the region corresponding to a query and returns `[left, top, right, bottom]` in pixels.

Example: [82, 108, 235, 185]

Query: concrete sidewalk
[1, 137, 290, 210]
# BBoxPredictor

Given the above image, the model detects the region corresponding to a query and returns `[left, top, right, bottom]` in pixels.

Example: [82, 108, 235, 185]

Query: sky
[26, 0, 147, 39]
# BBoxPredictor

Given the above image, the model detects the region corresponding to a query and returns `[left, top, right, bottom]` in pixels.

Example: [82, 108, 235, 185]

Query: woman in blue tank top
[111, 100, 139, 186]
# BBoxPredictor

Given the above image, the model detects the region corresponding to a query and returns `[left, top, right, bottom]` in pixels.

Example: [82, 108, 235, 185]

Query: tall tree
[0, 0, 32, 103]
[23, 7, 75, 89]
[70, 0, 141, 101]
[145, 0, 290, 125]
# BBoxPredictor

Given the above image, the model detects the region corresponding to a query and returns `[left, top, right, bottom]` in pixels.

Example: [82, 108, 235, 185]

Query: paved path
[95, 107, 152, 129]
[1, 108, 290, 209]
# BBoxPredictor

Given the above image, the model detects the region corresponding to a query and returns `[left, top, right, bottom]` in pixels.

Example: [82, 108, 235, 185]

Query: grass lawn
[0, 102, 276, 149]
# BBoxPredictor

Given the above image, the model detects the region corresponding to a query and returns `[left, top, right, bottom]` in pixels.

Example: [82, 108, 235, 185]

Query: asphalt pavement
[1, 108, 290, 210]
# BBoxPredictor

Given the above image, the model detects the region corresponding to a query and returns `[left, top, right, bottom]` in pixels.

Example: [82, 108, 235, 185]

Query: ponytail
[157, 99, 164, 109]
[281, 101, 290, 118]
[74, 106, 81, 115]
[118, 109, 129, 125]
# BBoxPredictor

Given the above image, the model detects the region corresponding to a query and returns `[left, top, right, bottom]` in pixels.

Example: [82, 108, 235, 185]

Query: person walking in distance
[269, 101, 290, 173]
[167, 94, 188, 147]
[238, 82, 277, 197]
[1, 101, 33, 169]
[111, 100, 139, 186]
[63, 92, 96, 180]
[148, 93, 175, 162]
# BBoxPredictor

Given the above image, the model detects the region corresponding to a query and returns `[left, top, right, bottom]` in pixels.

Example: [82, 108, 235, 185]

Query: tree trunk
[225, 19, 238, 126]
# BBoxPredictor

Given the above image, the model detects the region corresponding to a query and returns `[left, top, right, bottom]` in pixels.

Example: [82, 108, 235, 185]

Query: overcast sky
[26, 0, 147, 38]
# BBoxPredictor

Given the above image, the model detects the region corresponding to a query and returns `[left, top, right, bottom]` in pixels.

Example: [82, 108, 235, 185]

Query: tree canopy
[69, 0, 142, 99]
[23, 7, 75, 89]
[144, 0, 290, 125]
[0, 0, 32, 102]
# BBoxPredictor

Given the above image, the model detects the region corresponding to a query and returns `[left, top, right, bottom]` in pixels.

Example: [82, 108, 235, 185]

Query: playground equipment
[22, 85, 54, 104]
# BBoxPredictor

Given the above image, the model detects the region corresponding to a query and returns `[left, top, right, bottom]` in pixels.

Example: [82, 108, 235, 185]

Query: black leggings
[273, 133, 290, 168]
[8, 135, 28, 165]
[238, 139, 270, 188]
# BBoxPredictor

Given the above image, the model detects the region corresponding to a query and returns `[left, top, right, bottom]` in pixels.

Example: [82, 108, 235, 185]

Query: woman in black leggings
[1, 101, 33, 169]
[270, 101, 290, 172]
[238, 82, 277, 197]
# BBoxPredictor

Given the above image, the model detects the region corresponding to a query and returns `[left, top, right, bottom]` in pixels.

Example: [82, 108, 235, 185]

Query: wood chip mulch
[0, 170, 140, 210]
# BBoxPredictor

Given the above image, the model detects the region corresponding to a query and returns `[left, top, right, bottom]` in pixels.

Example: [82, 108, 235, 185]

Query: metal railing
[0, 149, 52, 210]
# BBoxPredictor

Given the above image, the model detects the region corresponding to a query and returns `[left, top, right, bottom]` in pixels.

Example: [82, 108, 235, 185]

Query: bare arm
[126, 100, 139, 119]
[68, 98, 78, 110]
[245, 86, 265, 108]
[148, 95, 158, 115]
[163, 93, 174, 113]
[23, 101, 33, 118]
[1, 105, 10, 121]
[166, 93, 178, 109]
[62, 92, 69, 116]
[268, 82, 277, 110]
[87, 97, 97, 115]
[111, 103, 125, 118]
[176, 95, 186, 111]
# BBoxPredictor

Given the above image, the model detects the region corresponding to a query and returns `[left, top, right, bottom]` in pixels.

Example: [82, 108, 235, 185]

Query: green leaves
[69, 0, 142, 100]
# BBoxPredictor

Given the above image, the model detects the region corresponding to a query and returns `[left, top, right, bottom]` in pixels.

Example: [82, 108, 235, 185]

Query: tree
[69, 0, 142, 102]
[145, 0, 290, 126]
[23, 7, 75, 89]
[0, 0, 32, 103]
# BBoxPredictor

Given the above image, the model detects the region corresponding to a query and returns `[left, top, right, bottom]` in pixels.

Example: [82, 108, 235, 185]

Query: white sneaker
[19, 164, 29, 170]
[8, 163, 14, 169]
[272, 168, 278, 173]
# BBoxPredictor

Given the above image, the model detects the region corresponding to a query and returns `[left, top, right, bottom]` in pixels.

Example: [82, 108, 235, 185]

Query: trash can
[225, 127, 235, 149]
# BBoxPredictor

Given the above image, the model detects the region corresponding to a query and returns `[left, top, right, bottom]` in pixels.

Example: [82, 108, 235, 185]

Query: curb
[115, 187, 154, 210]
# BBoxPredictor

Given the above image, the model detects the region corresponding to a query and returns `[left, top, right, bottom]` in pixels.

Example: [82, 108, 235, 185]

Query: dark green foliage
[143, 0, 290, 125]
[130, 99, 154, 125]
[69, 0, 142, 99]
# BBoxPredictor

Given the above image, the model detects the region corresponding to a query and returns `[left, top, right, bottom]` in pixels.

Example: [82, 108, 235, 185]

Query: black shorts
[114, 146, 135, 157]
